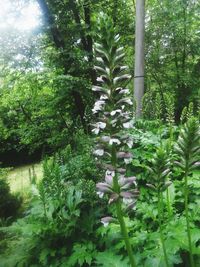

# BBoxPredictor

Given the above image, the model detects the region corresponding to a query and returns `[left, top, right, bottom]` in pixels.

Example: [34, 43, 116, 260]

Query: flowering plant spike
[174, 117, 200, 267]
[92, 17, 137, 267]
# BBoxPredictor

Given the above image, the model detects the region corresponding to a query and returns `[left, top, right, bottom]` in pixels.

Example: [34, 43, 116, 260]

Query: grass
[6, 163, 43, 194]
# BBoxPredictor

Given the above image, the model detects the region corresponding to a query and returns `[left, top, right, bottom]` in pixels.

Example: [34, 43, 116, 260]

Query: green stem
[116, 200, 136, 267]
[169, 124, 173, 146]
[166, 124, 173, 218]
[158, 192, 169, 267]
[184, 169, 195, 267]
[111, 145, 136, 267]
[166, 187, 172, 218]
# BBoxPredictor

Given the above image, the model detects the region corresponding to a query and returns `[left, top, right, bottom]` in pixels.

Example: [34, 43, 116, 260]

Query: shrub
[0, 169, 22, 221]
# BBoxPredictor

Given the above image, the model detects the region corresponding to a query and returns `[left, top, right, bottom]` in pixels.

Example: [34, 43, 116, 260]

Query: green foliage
[0, 169, 21, 221]
[180, 102, 195, 124]
[0, 1, 200, 266]
[146, 0, 200, 118]
[146, 145, 172, 192]
[66, 242, 96, 266]
[155, 92, 163, 121]
[0, 140, 104, 266]
[163, 93, 175, 125]
[95, 251, 129, 267]
[175, 117, 200, 173]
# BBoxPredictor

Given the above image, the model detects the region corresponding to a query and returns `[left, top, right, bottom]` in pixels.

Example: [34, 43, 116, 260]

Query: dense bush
[0, 169, 21, 222]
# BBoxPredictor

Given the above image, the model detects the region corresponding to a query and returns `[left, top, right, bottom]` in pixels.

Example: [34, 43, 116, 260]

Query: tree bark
[134, 0, 145, 119]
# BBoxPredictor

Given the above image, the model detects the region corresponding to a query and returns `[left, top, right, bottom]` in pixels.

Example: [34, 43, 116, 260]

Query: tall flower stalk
[92, 17, 138, 267]
[163, 93, 175, 218]
[175, 118, 200, 267]
[146, 146, 172, 267]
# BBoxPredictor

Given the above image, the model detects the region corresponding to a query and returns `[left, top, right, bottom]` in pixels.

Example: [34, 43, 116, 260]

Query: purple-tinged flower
[119, 176, 137, 189]
[96, 182, 112, 193]
[105, 170, 115, 179]
[101, 216, 115, 227]
[117, 168, 126, 174]
[120, 191, 133, 198]
[117, 152, 133, 159]
[92, 21, 139, 266]
[126, 200, 137, 210]
[109, 193, 119, 204]
[92, 25, 138, 221]
[105, 173, 114, 185]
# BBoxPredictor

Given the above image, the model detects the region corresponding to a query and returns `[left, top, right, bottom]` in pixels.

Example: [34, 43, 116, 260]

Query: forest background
[0, 0, 200, 267]
[0, 0, 199, 163]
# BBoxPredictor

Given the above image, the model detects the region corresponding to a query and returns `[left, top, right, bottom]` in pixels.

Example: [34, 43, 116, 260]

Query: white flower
[110, 119, 117, 126]
[92, 122, 106, 135]
[31, 185, 40, 196]
[120, 66, 128, 71]
[102, 221, 109, 227]
[98, 122, 106, 129]
[119, 89, 129, 94]
[97, 76, 104, 82]
[92, 100, 105, 114]
[123, 198, 133, 205]
[101, 216, 115, 227]
[97, 191, 104, 198]
[100, 94, 108, 100]
[110, 109, 121, 116]
[124, 158, 132, 164]
[123, 121, 133, 129]
[106, 170, 115, 178]
[118, 98, 133, 105]
[94, 149, 104, 156]
[126, 138, 133, 148]
[96, 57, 104, 63]
[92, 127, 100, 134]
[125, 99, 133, 105]
[109, 138, 121, 145]
[101, 136, 110, 142]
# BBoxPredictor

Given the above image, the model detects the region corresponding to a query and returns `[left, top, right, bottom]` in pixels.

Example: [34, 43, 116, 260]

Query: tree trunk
[134, 0, 145, 119]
